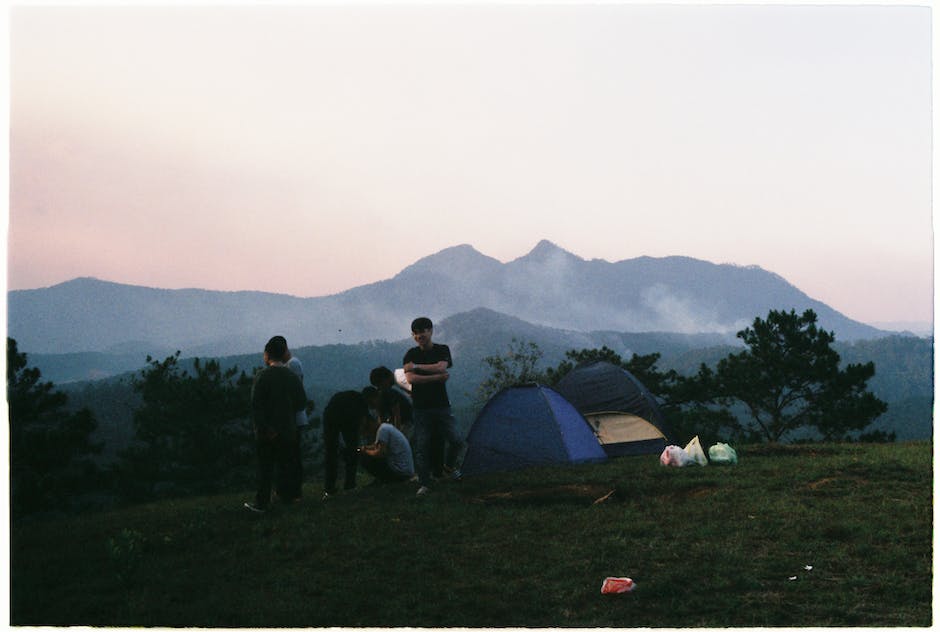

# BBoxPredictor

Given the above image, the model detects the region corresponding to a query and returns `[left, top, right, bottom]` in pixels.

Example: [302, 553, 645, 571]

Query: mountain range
[8, 239, 889, 358]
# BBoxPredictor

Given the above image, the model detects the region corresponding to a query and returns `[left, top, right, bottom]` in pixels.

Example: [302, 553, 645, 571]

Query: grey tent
[554, 361, 673, 456]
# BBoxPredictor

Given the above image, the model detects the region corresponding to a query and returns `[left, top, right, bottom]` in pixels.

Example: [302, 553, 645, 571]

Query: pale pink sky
[7, 3, 934, 326]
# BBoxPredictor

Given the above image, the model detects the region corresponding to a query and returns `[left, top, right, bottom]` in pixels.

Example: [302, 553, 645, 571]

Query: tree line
[478, 308, 889, 444]
[8, 309, 889, 517]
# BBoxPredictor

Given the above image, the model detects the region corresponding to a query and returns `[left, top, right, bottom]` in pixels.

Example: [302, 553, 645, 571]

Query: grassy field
[11, 441, 933, 627]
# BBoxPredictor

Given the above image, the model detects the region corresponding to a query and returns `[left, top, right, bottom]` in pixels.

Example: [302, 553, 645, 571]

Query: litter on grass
[659, 435, 708, 467]
[708, 442, 738, 465]
[684, 436, 708, 465]
[789, 566, 814, 581]
[601, 577, 636, 594]
[660, 444, 693, 466]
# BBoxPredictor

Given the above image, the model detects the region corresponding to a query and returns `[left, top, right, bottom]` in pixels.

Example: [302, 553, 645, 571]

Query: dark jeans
[359, 453, 412, 484]
[404, 421, 443, 477]
[280, 430, 303, 500]
[429, 423, 445, 478]
[255, 430, 296, 508]
[323, 412, 360, 494]
[413, 407, 465, 487]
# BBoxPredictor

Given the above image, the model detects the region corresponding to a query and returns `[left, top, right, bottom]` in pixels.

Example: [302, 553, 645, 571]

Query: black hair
[369, 366, 394, 387]
[361, 385, 379, 399]
[411, 317, 433, 333]
[264, 336, 288, 361]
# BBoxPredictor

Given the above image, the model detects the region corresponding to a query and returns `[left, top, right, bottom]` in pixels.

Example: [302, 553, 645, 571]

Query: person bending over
[321, 389, 369, 499]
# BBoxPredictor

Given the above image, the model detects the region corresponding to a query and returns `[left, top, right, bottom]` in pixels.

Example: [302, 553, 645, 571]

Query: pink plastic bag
[601, 577, 636, 594]
[660, 445, 693, 467]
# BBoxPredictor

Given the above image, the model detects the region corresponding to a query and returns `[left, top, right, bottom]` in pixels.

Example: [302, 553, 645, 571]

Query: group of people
[245, 317, 465, 513]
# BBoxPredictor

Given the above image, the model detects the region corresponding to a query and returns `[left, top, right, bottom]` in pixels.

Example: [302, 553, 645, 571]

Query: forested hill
[60, 308, 932, 459]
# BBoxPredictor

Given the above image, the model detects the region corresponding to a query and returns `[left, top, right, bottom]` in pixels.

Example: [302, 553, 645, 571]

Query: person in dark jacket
[321, 389, 371, 499]
[245, 336, 307, 513]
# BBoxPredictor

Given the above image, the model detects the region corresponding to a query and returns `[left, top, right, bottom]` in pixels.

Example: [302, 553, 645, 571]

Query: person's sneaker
[416, 486, 430, 497]
[243, 502, 267, 514]
[443, 465, 463, 481]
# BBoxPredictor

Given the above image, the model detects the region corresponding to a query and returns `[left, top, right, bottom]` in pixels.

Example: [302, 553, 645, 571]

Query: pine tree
[118, 353, 254, 500]
[715, 309, 887, 442]
[8, 338, 101, 514]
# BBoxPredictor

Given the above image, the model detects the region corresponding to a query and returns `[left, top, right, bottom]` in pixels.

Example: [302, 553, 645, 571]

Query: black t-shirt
[402, 343, 453, 409]
[324, 390, 369, 425]
[251, 365, 307, 435]
[379, 387, 413, 425]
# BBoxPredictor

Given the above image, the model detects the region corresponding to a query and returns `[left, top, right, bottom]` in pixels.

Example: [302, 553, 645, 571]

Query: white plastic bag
[683, 436, 708, 466]
[660, 445, 694, 467]
[708, 442, 738, 465]
[394, 367, 412, 392]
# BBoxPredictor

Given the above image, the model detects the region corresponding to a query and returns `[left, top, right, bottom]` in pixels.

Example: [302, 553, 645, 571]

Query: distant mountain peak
[399, 243, 501, 276]
[514, 239, 582, 263]
[419, 243, 482, 262]
[441, 306, 524, 325]
[56, 277, 111, 288]
[437, 243, 481, 256]
[13, 276, 136, 294]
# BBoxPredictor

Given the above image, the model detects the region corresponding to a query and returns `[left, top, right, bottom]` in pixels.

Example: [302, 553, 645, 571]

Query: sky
[6, 1, 934, 327]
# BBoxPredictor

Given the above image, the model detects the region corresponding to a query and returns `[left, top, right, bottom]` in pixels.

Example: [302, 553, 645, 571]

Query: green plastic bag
[708, 442, 738, 465]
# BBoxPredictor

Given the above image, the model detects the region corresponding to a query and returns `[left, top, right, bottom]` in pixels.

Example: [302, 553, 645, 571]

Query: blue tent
[462, 384, 608, 476]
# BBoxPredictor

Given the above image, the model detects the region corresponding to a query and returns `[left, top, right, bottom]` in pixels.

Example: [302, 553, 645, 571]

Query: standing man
[403, 317, 466, 497]
[246, 336, 307, 513]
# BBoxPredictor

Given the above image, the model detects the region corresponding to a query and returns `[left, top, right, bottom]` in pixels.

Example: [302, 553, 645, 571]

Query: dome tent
[554, 361, 673, 457]
[462, 384, 607, 476]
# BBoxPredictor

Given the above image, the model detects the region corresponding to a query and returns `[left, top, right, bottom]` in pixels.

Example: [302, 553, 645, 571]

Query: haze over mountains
[10, 239, 890, 357]
[14, 242, 931, 445]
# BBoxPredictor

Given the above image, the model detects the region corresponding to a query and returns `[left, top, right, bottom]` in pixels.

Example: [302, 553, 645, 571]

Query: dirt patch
[681, 486, 719, 499]
[468, 484, 618, 506]
[806, 477, 838, 490]
[804, 473, 868, 491]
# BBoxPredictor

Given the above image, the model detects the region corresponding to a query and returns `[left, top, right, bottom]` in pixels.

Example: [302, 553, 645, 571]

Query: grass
[11, 441, 933, 627]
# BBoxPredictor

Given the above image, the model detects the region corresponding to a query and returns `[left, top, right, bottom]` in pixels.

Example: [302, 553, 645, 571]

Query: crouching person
[358, 404, 415, 485]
